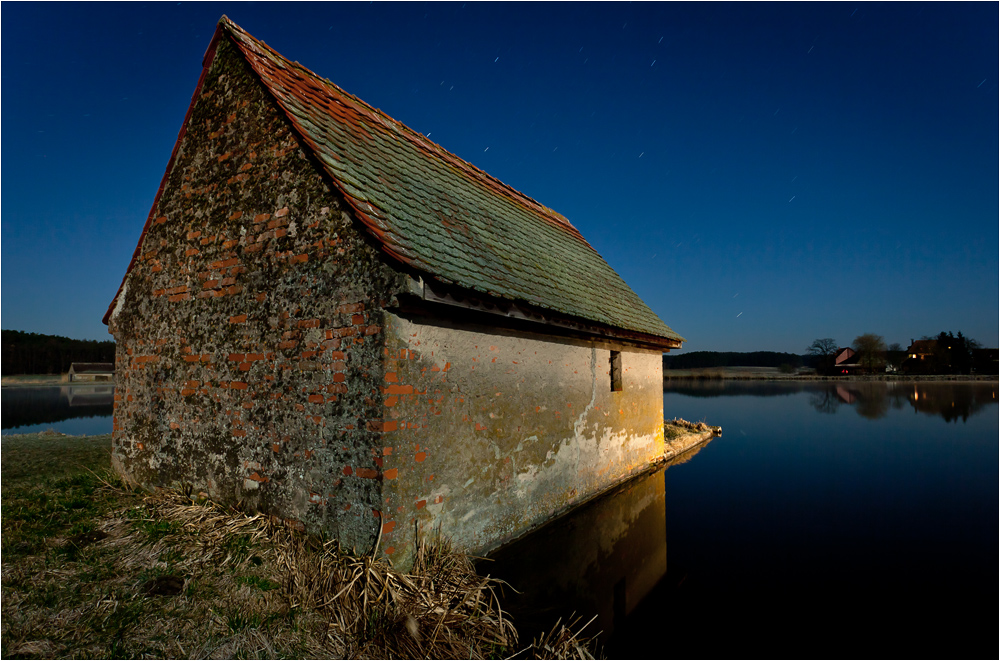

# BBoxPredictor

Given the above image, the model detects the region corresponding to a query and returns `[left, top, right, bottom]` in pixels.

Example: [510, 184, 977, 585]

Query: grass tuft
[515, 614, 601, 659]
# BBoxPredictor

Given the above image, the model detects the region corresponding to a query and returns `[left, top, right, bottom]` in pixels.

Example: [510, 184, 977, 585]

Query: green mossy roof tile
[220, 17, 683, 344]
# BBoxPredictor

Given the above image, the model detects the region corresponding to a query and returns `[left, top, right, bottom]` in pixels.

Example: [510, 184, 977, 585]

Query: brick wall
[109, 36, 405, 552]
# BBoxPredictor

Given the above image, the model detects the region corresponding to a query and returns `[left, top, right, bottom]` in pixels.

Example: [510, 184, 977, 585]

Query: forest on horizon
[2, 330, 116, 376]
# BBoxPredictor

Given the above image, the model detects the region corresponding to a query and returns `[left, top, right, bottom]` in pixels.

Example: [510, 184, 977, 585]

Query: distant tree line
[662, 351, 803, 371]
[664, 332, 996, 376]
[806, 331, 995, 376]
[909, 331, 993, 375]
[1, 330, 116, 376]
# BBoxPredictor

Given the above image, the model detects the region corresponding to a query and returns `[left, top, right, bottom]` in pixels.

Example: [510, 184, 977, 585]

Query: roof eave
[400, 275, 684, 351]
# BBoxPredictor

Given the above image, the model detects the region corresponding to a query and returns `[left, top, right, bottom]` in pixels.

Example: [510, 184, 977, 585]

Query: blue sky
[2, 2, 997, 352]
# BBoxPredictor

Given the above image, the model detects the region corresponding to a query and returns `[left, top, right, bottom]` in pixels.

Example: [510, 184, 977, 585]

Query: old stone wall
[109, 36, 404, 551]
[374, 311, 666, 567]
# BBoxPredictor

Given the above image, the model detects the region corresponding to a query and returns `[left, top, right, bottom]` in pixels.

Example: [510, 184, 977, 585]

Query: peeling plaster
[110, 275, 130, 324]
[377, 311, 666, 567]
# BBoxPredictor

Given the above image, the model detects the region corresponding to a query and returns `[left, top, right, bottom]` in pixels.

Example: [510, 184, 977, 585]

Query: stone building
[68, 362, 115, 382]
[104, 17, 685, 567]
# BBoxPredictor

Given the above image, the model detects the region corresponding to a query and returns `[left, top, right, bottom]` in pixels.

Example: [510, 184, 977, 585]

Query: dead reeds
[515, 615, 600, 660]
[107, 487, 591, 659]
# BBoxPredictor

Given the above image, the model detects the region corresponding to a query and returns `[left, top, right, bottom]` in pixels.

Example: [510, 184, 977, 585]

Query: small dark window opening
[610, 350, 623, 392]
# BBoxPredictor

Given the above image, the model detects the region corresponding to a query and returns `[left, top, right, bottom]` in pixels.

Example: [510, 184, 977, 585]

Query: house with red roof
[833, 347, 861, 375]
[104, 17, 684, 567]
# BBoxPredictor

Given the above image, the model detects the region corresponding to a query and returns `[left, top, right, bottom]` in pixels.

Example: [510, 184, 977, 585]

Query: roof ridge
[217, 17, 588, 243]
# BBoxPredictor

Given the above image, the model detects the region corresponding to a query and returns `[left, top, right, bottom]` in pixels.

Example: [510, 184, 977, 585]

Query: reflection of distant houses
[906, 382, 998, 423]
[68, 363, 114, 382]
[835, 385, 857, 404]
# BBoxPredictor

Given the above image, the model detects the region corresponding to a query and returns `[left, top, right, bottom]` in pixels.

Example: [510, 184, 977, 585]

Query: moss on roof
[211, 18, 684, 344]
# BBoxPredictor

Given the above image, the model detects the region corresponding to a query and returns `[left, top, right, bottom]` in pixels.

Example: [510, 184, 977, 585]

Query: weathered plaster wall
[109, 37, 404, 552]
[375, 311, 665, 566]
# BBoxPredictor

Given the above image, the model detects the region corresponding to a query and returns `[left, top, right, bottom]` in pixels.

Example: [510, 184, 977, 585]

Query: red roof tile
[106, 17, 684, 346]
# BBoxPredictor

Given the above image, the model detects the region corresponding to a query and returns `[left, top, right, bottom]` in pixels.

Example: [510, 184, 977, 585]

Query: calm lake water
[3, 380, 996, 656]
[1, 385, 114, 436]
[485, 381, 998, 659]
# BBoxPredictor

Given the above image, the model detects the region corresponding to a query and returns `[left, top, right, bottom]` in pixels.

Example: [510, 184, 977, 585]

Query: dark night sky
[2, 2, 997, 352]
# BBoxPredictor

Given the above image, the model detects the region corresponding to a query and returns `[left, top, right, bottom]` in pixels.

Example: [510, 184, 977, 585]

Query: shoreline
[7, 374, 995, 388]
[664, 373, 997, 383]
[2, 376, 115, 388]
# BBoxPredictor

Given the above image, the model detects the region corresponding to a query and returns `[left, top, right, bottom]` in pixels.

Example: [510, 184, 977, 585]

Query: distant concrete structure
[68, 363, 115, 382]
[103, 17, 685, 568]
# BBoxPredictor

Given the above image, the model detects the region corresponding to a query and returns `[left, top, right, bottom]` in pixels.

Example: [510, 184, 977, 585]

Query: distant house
[103, 17, 685, 568]
[901, 338, 998, 375]
[901, 338, 940, 374]
[906, 339, 937, 362]
[833, 347, 860, 375]
[68, 362, 114, 382]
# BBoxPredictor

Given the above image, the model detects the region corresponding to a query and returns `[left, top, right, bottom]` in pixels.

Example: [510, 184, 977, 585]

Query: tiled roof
[107, 16, 683, 344]
[220, 18, 682, 345]
[908, 340, 937, 353]
[70, 363, 114, 373]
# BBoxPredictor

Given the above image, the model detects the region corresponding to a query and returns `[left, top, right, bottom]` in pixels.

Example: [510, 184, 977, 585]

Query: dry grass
[514, 615, 599, 660]
[1, 433, 599, 659]
[2, 452, 338, 658]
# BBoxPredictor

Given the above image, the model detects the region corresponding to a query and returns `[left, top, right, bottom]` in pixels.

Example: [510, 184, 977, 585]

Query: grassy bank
[1, 375, 70, 387]
[1, 433, 597, 659]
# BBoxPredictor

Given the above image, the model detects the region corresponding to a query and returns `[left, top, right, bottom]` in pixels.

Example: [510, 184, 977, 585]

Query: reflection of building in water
[906, 383, 997, 423]
[2, 386, 115, 430]
[60, 385, 115, 408]
[835, 386, 857, 404]
[810, 382, 997, 422]
[485, 467, 671, 646]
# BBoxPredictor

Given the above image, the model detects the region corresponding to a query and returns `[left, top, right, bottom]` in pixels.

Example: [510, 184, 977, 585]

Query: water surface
[1, 385, 114, 435]
[486, 381, 998, 658]
[3, 380, 995, 655]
